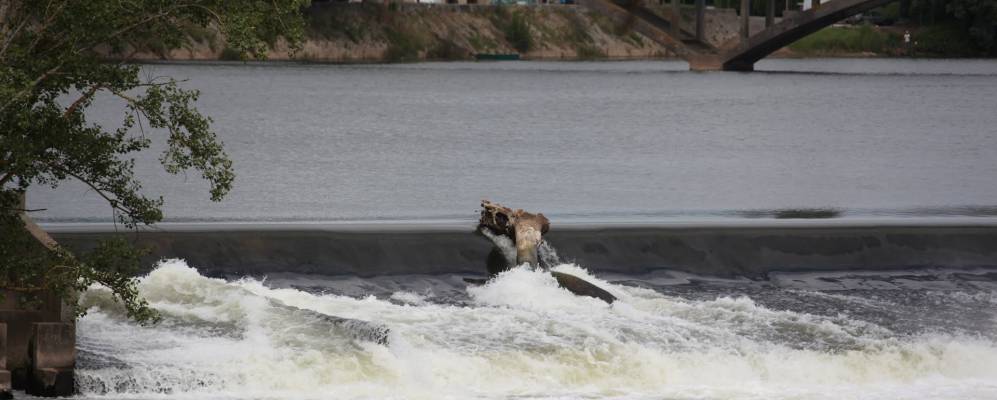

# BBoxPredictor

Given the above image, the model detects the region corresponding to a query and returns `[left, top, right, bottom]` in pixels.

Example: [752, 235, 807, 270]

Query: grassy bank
[789, 23, 987, 58]
[789, 25, 902, 56]
[141, 4, 990, 63]
[131, 4, 665, 62]
[293, 4, 663, 62]
[908, 23, 984, 57]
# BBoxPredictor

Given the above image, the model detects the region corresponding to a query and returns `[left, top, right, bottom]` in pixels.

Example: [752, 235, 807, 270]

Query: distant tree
[0, 0, 309, 323]
[948, 0, 997, 53]
[900, 0, 912, 19]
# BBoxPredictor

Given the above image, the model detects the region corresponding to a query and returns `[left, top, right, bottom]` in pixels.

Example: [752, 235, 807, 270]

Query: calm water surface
[31, 59, 997, 222]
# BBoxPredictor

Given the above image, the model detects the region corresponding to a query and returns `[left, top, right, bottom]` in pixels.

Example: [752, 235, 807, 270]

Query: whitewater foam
[76, 259, 997, 400]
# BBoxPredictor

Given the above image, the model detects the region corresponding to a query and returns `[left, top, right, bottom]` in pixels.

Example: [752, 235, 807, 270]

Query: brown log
[551, 272, 616, 304]
[478, 200, 549, 267]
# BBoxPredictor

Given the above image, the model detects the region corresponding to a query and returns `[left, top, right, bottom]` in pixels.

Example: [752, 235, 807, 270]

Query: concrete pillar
[695, 0, 705, 42]
[671, 0, 680, 37]
[26, 323, 74, 397]
[0, 323, 10, 399]
[766, 0, 775, 26]
[785, 0, 791, 12]
[740, 0, 750, 39]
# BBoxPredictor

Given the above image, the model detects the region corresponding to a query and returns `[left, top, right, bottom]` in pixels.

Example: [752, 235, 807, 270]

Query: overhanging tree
[1, 0, 310, 323]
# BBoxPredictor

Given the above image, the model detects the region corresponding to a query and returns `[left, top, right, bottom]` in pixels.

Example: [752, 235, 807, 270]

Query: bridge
[579, 0, 895, 71]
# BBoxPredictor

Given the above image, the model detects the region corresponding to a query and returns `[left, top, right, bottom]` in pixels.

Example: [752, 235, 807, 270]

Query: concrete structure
[26, 324, 74, 397]
[0, 196, 76, 397]
[0, 291, 72, 397]
[47, 220, 997, 279]
[580, 0, 895, 70]
[1, 324, 9, 399]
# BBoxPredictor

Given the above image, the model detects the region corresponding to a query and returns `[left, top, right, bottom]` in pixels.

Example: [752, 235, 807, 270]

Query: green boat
[474, 53, 520, 61]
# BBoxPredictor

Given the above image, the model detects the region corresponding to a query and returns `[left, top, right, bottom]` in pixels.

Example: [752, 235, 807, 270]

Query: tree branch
[111, 89, 139, 104]
[0, 62, 64, 113]
[0, 17, 28, 61]
[35, 162, 143, 227]
[63, 84, 102, 119]
[1, 206, 46, 212]
[0, 171, 15, 187]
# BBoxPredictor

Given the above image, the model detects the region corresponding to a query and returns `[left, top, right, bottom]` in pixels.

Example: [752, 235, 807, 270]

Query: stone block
[0, 369, 10, 399]
[30, 323, 75, 370]
[0, 323, 6, 369]
[27, 368, 73, 397]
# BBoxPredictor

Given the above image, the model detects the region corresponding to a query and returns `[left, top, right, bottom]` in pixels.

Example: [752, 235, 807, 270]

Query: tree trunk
[16, 192, 60, 252]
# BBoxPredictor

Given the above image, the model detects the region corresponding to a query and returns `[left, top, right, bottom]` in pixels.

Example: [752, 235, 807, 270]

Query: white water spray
[75, 259, 997, 400]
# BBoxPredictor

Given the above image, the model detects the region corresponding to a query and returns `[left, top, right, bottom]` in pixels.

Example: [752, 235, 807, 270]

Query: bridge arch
[581, 0, 897, 71]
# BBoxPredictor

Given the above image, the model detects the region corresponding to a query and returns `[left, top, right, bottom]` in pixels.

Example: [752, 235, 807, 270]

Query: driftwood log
[478, 200, 550, 266]
[476, 200, 616, 304]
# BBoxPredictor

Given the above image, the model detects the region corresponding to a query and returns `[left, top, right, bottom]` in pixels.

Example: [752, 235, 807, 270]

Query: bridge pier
[688, 53, 756, 71]
[766, 0, 775, 27]
[671, 0, 680, 37]
[740, 0, 751, 39]
[723, 60, 756, 71]
[695, 0, 705, 42]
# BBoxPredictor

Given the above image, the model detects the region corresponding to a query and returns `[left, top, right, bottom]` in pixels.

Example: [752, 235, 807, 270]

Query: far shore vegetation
[296, 0, 996, 61]
[127, 1, 996, 63]
[790, 1, 996, 58]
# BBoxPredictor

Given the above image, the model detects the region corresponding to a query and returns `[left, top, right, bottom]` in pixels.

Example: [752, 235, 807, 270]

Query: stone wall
[0, 292, 75, 397]
[0, 197, 76, 397]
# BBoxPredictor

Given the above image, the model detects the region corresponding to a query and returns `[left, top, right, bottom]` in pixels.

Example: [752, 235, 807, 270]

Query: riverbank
[129, 3, 982, 64]
[141, 4, 671, 63]
[787, 23, 989, 58]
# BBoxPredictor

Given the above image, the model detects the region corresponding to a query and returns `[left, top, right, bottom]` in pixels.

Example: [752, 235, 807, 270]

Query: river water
[31, 59, 997, 399]
[76, 260, 997, 400]
[30, 58, 997, 223]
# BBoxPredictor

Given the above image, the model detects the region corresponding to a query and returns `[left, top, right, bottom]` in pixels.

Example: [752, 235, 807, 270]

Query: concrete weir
[46, 219, 997, 279]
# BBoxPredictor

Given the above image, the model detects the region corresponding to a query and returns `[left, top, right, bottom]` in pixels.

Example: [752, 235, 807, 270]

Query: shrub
[428, 38, 469, 60]
[384, 27, 424, 62]
[789, 24, 900, 55]
[575, 43, 606, 59]
[913, 23, 982, 57]
[504, 12, 533, 53]
[220, 47, 243, 61]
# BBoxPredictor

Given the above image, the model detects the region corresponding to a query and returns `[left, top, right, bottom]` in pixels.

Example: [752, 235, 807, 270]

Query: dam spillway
[46, 219, 997, 278]
[62, 219, 997, 399]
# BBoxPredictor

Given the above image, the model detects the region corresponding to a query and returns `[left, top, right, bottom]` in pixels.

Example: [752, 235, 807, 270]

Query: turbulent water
[75, 259, 997, 400]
